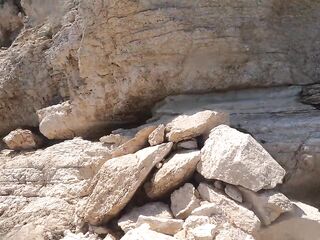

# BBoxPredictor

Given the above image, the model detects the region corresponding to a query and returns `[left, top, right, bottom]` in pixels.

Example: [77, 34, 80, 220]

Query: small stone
[136, 216, 184, 235]
[171, 183, 201, 219]
[176, 139, 198, 150]
[166, 110, 229, 142]
[3, 129, 43, 150]
[213, 180, 224, 190]
[120, 225, 176, 240]
[225, 185, 243, 203]
[190, 224, 217, 240]
[191, 203, 220, 217]
[148, 124, 165, 146]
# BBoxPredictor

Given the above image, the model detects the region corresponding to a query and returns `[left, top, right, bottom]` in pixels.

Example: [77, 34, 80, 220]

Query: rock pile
[1, 110, 320, 240]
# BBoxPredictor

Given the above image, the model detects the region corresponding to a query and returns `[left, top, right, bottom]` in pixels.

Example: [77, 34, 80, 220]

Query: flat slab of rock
[197, 125, 286, 192]
[118, 202, 172, 233]
[171, 183, 201, 219]
[148, 124, 165, 146]
[145, 150, 201, 199]
[136, 216, 183, 235]
[83, 143, 173, 225]
[3, 129, 43, 150]
[121, 225, 176, 240]
[166, 110, 229, 142]
[198, 183, 261, 234]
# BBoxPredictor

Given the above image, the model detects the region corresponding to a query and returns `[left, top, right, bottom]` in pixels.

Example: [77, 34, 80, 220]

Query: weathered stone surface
[197, 125, 286, 192]
[3, 129, 43, 150]
[225, 185, 243, 203]
[145, 150, 201, 199]
[61, 231, 100, 240]
[83, 143, 173, 225]
[100, 134, 130, 147]
[136, 216, 183, 235]
[176, 139, 198, 150]
[148, 124, 165, 146]
[121, 225, 175, 240]
[190, 224, 217, 240]
[240, 188, 293, 226]
[166, 110, 229, 142]
[118, 202, 172, 233]
[182, 216, 213, 240]
[198, 183, 260, 234]
[215, 224, 255, 240]
[191, 203, 219, 217]
[171, 183, 201, 219]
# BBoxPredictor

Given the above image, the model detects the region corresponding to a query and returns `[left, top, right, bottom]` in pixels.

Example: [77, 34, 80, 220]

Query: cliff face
[1, 0, 320, 138]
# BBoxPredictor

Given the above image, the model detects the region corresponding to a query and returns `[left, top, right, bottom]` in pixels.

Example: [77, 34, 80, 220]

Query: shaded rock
[176, 139, 198, 150]
[99, 134, 131, 148]
[240, 188, 294, 226]
[148, 124, 165, 146]
[3, 129, 43, 150]
[145, 150, 201, 199]
[83, 143, 173, 225]
[136, 216, 183, 235]
[120, 225, 175, 240]
[197, 125, 286, 192]
[118, 202, 172, 233]
[171, 183, 201, 219]
[198, 183, 260, 234]
[225, 185, 243, 203]
[166, 110, 229, 142]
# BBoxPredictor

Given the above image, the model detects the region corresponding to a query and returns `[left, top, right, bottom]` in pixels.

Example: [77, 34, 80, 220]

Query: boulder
[148, 124, 165, 146]
[197, 125, 286, 192]
[145, 150, 201, 199]
[120, 225, 176, 240]
[83, 143, 173, 225]
[225, 185, 243, 203]
[3, 129, 43, 150]
[136, 216, 183, 235]
[171, 183, 201, 219]
[166, 110, 229, 142]
[118, 202, 172, 233]
[198, 183, 260, 234]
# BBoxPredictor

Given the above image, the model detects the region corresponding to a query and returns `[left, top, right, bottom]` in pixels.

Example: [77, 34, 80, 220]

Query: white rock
[3, 129, 43, 150]
[176, 139, 198, 150]
[225, 185, 243, 203]
[62, 231, 100, 240]
[197, 125, 286, 192]
[136, 216, 183, 235]
[83, 143, 173, 224]
[166, 110, 229, 142]
[182, 216, 212, 240]
[198, 183, 260, 234]
[118, 202, 172, 233]
[120, 225, 176, 240]
[215, 224, 255, 240]
[190, 224, 217, 240]
[191, 203, 220, 217]
[148, 124, 165, 146]
[145, 150, 201, 199]
[171, 183, 201, 219]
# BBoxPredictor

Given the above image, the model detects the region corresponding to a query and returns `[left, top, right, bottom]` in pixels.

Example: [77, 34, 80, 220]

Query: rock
[166, 110, 229, 142]
[197, 125, 286, 192]
[148, 124, 165, 146]
[215, 224, 255, 240]
[145, 150, 201, 199]
[61, 231, 100, 240]
[118, 202, 172, 233]
[225, 185, 243, 203]
[100, 134, 131, 148]
[136, 216, 183, 235]
[83, 143, 173, 225]
[176, 139, 198, 150]
[213, 181, 225, 191]
[198, 183, 260, 234]
[3, 129, 43, 150]
[182, 216, 212, 240]
[104, 234, 117, 240]
[120, 225, 176, 240]
[191, 203, 220, 217]
[190, 224, 217, 240]
[239, 188, 294, 226]
[171, 183, 201, 219]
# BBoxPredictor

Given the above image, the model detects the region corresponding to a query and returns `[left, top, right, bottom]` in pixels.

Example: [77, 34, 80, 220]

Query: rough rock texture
[121, 225, 175, 240]
[83, 143, 173, 225]
[3, 129, 43, 150]
[145, 150, 201, 199]
[136, 216, 183, 235]
[148, 124, 165, 146]
[197, 125, 286, 191]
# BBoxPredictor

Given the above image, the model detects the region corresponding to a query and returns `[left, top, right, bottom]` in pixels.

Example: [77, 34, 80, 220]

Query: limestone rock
[198, 183, 260, 234]
[215, 224, 255, 240]
[3, 129, 43, 150]
[145, 150, 201, 199]
[225, 185, 243, 203]
[148, 124, 165, 146]
[190, 224, 217, 240]
[239, 188, 294, 226]
[171, 183, 201, 219]
[136, 216, 183, 235]
[83, 143, 173, 225]
[176, 139, 198, 150]
[166, 110, 229, 142]
[191, 203, 220, 217]
[182, 216, 213, 240]
[61, 231, 100, 240]
[120, 225, 175, 240]
[197, 125, 286, 192]
[118, 202, 172, 233]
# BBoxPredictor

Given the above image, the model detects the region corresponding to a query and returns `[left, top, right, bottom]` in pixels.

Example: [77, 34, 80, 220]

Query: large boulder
[3, 129, 43, 150]
[83, 143, 173, 225]
[197, 125, 286, 192]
